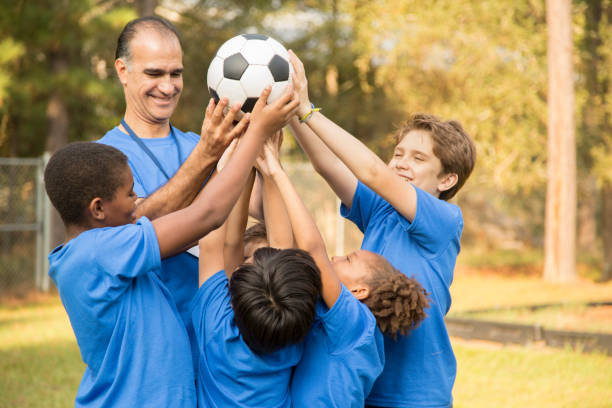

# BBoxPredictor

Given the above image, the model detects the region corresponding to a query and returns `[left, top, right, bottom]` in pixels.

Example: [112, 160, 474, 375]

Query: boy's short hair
[44, 142, 128, 226]
[229, 247, 321, 354]
[362, 255, 429, 339]
[243, 221, 267, 246]
[396, 113, 476, 201]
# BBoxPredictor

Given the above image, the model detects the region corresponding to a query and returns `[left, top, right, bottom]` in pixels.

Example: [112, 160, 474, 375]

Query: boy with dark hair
[192, 167, 320, 407]
[45, 87, 297, 407]
[288, 51, 476, 408]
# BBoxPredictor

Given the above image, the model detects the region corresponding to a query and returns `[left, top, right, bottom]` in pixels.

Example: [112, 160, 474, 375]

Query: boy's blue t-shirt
[291, 285, 384, 408]
[191, 270, 302, 408]
[98, 126, 200, 368]
[341, 182, 462, 408]
[48, 217, 196, 408]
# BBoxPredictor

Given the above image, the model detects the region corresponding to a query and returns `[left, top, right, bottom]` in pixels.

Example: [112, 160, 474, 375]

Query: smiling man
[97, 16, 248, 378]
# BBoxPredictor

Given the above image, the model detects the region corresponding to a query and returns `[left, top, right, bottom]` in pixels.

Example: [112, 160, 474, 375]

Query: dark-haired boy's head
[391, 113, 476, 201]
[44, 142, 136, 228]
[229, 247, 321, 354]
[243, 221, 268, 262]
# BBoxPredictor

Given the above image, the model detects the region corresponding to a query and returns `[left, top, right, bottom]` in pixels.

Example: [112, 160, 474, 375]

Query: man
[98, 16, 248, 372]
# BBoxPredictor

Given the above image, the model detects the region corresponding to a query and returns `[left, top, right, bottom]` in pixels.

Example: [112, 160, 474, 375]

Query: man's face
[388, 129, 447, 198]
[117, 28, 184, 125]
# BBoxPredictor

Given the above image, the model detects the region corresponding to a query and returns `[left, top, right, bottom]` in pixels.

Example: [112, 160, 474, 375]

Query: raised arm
[153, 85, 299, 258]
[198, 223, 227, 286]
[254, 130, 294, 249]
[135, 98, 249, 220]
[263, 144, 341, 308]
[224, 168, 256, 277]
[290, 51, 418, 221]
[288, 51, 357, 208]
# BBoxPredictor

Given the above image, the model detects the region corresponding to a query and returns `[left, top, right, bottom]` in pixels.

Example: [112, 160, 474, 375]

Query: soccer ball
[207, 34, 292, 117]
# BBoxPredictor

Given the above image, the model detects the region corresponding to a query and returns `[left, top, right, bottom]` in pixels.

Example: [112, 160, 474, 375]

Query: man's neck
[121, 112, 171, 139]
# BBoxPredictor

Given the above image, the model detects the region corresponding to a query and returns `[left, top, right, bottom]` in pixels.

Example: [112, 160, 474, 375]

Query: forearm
[289, 117, 357, 207]
[135, 142, 218, 220]
[224, 169, 256, 276]
[261, 172, 293, 248]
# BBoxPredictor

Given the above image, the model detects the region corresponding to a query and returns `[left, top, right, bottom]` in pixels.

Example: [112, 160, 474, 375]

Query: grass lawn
[1, 269, 611, 407]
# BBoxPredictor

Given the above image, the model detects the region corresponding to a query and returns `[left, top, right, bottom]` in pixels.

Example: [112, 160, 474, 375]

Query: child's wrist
[297, 101, 313, 119]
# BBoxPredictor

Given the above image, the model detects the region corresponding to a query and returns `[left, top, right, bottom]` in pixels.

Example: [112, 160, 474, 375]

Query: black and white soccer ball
[207, 34, 292, 117]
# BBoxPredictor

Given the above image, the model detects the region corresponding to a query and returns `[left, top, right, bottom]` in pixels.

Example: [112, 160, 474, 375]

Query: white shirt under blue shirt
[341, 182, 462, 408]
[48, 217, 196, 408]
[291, 285, 385, 408]
[190, 270, 302, 408]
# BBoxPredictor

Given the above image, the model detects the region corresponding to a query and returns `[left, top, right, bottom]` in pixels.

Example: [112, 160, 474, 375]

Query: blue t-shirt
[291, 285, 384, 408]
[48, 217, 196, 408]
[191, 270, 302, 408]
[341, 182, 462, 408]
[98, 126, 201, 370]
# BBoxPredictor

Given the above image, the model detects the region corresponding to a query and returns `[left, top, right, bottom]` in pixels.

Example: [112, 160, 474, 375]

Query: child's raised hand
[250, 85, 299, 135]
[255, 130, 283, 176]
[288, 50, 312, 119]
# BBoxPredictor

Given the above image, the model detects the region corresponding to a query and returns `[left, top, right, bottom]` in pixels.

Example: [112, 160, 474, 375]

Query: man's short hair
[229, 247, 321, 354]
[396, 113, 477, 201]
[44, 142, 128, 226]
[115, 15, 183, 64]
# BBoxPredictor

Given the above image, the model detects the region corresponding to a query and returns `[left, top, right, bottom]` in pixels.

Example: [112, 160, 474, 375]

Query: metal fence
[0, 155, 51, 296]
[0, 157, 361, 296]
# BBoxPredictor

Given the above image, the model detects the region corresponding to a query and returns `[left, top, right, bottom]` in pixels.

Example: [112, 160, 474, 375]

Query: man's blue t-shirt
[98, 126, 200, 368]
[48, 217, 196, 408]
[191, 270, 302, 408]
[341, 182, 462, 408]
[291, 285, 384, 408]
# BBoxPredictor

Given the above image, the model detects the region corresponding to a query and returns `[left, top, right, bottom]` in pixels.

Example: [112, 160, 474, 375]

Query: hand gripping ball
[207, 34, 292, 117]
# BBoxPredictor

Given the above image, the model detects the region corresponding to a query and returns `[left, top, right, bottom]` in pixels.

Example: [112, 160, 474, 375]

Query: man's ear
[88, 197, 106, 221]
[115, 58, 129, 87]
[438, 172, 458, 193]
[351, 284, 370, 301]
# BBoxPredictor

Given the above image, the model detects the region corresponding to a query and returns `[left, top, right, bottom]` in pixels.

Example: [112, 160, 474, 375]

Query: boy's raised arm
[264, 143, 341, 308]
[254, 130, 294, 249]
[289, 51, 418, 222]
[153, 85, 299, 258]
[288, 52, 357, 208]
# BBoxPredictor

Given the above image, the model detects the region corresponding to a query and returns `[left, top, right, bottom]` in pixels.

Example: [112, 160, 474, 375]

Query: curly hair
[361, 255, 430, 339]
[229, 247, 321, 354]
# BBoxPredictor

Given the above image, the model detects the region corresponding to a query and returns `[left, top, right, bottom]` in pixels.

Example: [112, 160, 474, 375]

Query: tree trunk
[136, 0, 157, 17]
[544, 0, 576, 282]
[601, 184, 612, 281]
[45, 53, 69, 248]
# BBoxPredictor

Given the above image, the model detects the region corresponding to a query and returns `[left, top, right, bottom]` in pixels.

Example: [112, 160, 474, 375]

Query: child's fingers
[252, 86, 272, 114]
[221, 102, 241, 129]
[271, 83, 295, 108]
[229, 112, 250, 139]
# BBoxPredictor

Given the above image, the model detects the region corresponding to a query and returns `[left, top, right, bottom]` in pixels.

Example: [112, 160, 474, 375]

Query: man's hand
[199, 97, 250, 159]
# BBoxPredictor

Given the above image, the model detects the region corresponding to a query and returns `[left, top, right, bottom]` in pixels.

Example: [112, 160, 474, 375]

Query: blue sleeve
[127, 158, 148, 198]
[398, 187, 463, 257]
[340, 182, 389, 233]
[93, 217, 161, 283]
[191, 271, 231, 342]
[320, 286, 378, 354]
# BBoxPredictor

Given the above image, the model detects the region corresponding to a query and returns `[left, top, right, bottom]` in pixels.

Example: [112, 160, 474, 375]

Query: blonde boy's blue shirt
[191, 270, 302, 408]
[291, 285, 385, 408]
[48, 217, 196, 408]
[341, 182, 461, 408]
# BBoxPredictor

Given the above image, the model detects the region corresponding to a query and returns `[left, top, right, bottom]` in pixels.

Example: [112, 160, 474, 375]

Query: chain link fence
[0, 155, 51, 297]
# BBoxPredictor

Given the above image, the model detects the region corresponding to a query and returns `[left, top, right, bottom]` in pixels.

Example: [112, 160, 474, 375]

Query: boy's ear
[88, 197, 106, 221]
[351, 285, 370, 301]
[437, 172, 458, 193]
[115, 58, 129, 86]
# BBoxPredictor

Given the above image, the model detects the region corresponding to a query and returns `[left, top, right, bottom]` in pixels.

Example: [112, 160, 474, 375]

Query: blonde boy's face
[331, 250, 378, 298]
[388, 129, 447, 198]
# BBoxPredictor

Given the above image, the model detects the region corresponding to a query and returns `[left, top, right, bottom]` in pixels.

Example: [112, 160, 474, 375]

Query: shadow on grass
[0, 339, 83, 408]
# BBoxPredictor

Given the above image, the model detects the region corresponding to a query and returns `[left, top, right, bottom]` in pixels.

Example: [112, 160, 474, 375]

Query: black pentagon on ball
[268, 55, 289, 82]
[241, 97, 259, 113]
[224, 53, 249, 80]
[242, 33, 268, 40]
[208, 87, 220, 103]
